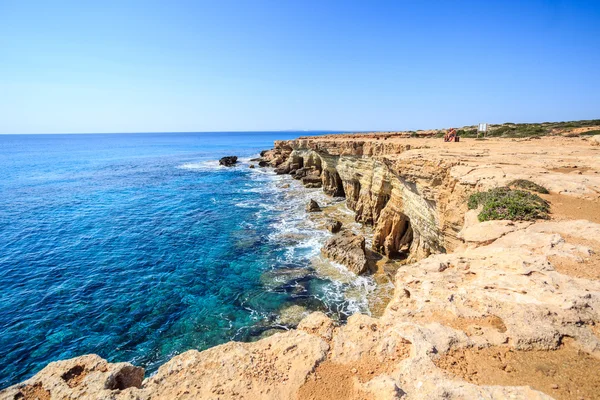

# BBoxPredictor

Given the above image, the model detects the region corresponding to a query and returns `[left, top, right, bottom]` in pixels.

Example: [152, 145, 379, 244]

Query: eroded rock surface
[141, 330, 328, 400]
[0, 354, 144, 400]
[321, 230, 368, 275]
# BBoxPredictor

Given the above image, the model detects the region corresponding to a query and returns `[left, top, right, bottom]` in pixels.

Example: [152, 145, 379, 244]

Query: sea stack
[306, 199, 321, 212]
[219, 156, 238, 166]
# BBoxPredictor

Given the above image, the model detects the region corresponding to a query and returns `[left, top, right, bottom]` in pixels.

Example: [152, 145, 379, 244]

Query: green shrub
[507, 179, 549, 194]
[487, 125, 548, 137]
[581, 130, 600, 136]
[468, 187, 549, 222]
[456, 129, 478, 138]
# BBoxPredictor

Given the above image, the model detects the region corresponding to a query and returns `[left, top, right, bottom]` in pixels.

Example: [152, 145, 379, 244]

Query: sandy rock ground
[2, 135, 600, 400]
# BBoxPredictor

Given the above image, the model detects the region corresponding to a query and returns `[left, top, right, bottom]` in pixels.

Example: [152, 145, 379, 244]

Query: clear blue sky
[1, 0, 599, 133]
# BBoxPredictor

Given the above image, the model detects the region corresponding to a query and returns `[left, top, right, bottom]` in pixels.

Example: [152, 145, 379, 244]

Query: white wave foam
[234, 200, 255, 209]
[251, 172, 377, 317]
[177, 160, 223, 171]
[237, 156, 253, 164]
[188, 160, 377, 319]
[178, 156, 257, 172]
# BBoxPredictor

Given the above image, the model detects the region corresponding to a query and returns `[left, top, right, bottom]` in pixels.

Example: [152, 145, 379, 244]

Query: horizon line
[0, 129, 355, 135]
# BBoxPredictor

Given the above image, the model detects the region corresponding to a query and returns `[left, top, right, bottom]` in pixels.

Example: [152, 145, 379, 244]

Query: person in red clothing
[444, 128, 457, 142]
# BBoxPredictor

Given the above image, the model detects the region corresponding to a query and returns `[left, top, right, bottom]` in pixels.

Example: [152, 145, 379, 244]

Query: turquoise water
[0, 132, 375, 388]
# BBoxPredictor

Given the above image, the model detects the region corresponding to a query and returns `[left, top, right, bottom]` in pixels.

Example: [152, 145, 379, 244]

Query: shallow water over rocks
[0, 132, 379, 388]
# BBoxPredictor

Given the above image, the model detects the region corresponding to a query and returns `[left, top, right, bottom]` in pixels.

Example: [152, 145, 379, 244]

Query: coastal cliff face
[3, 135, 600, 400]
[268, 138, 467, 262]
[266, 135, 600, 264]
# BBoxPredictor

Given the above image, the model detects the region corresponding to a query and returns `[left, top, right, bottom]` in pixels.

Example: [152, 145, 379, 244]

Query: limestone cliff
[265, 135, 600, 264]
[266, 138, 468, 261]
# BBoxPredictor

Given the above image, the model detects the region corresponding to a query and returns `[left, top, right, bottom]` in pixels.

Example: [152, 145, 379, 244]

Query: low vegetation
[432, 119, 600, 139]
[486, 123, 546, 137]
[507, 179, 549, 194]
[487, 119, 600, 138]
[456, 128, 478, 138]
[468, 187, 549, 222]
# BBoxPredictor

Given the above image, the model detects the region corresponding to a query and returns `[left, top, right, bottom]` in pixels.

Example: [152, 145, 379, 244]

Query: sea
[0, 132, 384, 388]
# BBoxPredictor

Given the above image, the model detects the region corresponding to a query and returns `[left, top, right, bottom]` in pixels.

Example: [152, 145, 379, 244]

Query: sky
[0, 0, 599, 134]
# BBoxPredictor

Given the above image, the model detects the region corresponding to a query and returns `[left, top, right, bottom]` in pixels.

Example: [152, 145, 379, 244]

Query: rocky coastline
[3, 133, 600, 399]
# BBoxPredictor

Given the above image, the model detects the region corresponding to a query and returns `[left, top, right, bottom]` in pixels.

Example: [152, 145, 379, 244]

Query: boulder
[260, 148, 287, 164]
[293, 167, 310, 179]
[258, 160, 268, 167]
[321, 230, 368, 275]
[249, 164, 255, 169]
[306, 199, 321, 212]
[301, 175, 322, 188]
[271, 157, 285, 167]
[219, 156, 238, 166]
[326, 219, 343, 233]
[275, 164, 291, 175]
[0, 354, 144, 399]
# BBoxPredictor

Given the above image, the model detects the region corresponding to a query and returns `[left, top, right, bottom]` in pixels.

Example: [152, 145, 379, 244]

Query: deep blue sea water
[0, 132, 377, 388]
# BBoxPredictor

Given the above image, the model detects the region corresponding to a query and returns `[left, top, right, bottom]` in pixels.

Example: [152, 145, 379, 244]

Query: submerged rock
[306, 199, 322, 212]
[277, 304, 310, 327]
[321, 230, 368, 275]
[326, 219, 343, 233]
[219, 156, 238, 166]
